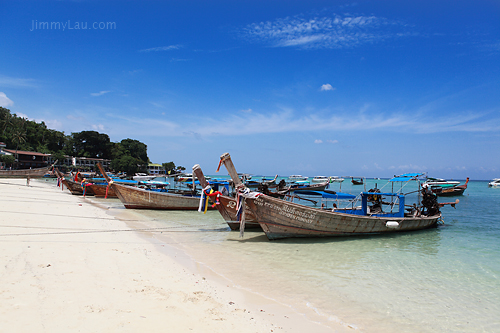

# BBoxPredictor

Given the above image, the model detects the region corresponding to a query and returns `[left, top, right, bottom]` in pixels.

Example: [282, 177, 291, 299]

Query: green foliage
[69, 130, 112, 159]
[111, 155, 142, 176]
[0, 154, 15, 167]
[162, 161, 176, 174]
[109, 139, 149, 176]
[0, 108, 152, 175]
[119, 138, 148, 164]
[52, 150, 66, 164]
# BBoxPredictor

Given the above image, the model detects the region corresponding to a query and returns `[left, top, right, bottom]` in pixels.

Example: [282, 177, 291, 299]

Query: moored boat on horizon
[288, 175, 308, 181]
[424, 178, 469, 197]
[488, 178, 500, 187]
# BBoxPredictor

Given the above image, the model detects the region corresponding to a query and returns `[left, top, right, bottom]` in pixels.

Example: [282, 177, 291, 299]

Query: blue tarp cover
[294, 190, 356, 199]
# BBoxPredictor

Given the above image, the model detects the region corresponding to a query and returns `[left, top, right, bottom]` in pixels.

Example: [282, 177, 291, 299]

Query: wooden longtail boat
[192, 164, 260, 230]
[218, 153, 450, 240]
[111, 183, 204, 210]
[0, 162, 55, 178]
[351, 177, 364, 185]
[96, 162, 206, 210]
[54, 168, 87, 195]
[288, 180, 329, 192]
[428, 178, 469, 197]
[86, 183, 118, 198]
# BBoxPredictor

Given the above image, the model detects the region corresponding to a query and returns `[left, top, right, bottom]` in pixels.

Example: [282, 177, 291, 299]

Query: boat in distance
[488, 178, 500, 187]
[424, 178, 469, 197]
[218, 153, 455, 240]
[288, 175, 308, 181]
[311, 176, 329, 183]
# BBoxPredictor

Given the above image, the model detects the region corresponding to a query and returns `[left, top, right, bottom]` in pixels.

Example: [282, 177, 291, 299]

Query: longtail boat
[192, 164, 260, 231]
[288, 180, 330, 192]
[86, 183, 118, 198]
[0, 162, 56, 179]
[111, 183, 204, 210]
[425, 178, 469, 197]
[96, 162, 205, 210]
[54, 168, 87, 195]
[218, 153, 456, 240]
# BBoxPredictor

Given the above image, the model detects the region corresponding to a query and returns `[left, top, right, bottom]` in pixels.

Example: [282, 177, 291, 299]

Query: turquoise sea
[94, 178, 500, 332]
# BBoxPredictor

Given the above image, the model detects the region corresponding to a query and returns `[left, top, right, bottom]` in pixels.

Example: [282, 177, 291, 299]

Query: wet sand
[0, 179, 344, 332]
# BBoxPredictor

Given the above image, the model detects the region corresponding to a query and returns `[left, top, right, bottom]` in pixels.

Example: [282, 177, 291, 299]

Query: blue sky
[1, 1, 499, 180]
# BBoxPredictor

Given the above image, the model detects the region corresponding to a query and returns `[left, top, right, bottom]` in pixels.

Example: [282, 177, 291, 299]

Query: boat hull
[0, 164, 53, 178]
[246, 195, 440, 240]
[87, 184, 118, 198]
[216, 195, 261, 230]
[62, 179, 85, 195]
[112, 183, 205, 210]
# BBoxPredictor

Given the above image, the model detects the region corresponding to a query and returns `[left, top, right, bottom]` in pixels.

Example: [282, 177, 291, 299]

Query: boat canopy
[390, 173, 424, 182]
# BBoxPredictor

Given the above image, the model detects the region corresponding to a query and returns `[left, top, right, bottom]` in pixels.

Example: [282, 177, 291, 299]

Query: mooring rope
[0, 224, 229, 237]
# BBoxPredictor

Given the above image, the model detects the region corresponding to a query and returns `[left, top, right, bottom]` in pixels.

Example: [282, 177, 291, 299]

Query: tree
[12, 119, 27, 168]
[52, 150, 66, 166]
[162, 161, 176, 174]
[0, 107, 13, 137]
[69, 131, 112, 159]
[109, 138, 149, 175]
[111, 155, 142, 176]
[119, 139, 148, 164]
[0, 154, 15, 168]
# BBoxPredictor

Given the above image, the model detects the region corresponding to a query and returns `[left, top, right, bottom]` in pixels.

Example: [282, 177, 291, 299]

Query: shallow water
[95, 179, 500, 332]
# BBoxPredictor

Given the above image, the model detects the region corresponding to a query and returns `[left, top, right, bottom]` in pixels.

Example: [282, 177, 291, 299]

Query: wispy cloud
[187, 106, 500, 137]
[240, 13, 409, 49]
[139, 45, 182, 52]
[0, 92, 14, 107]
[0, 75, 37, 88]
[314, 139, 323, 144]
[320, 84, 335, 91]
[90, 90, 111, 97]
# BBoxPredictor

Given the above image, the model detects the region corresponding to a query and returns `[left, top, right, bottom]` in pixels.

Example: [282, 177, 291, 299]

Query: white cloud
[139, 45, 182, 52]
[0, 92, 14, 107]
[314, 139, 323, 144]
[320, 84, 335, 91]
[0, 75, 37, 88]
[241, 13, 404, 49]
[90, 90, 111, 97]
[241, 108, 253, 113]
[327, 140, 338, 144]
[92, 124, 105, 131]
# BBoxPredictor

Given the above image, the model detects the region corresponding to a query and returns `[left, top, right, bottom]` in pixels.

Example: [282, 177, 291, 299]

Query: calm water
[96, 179, 500, 332]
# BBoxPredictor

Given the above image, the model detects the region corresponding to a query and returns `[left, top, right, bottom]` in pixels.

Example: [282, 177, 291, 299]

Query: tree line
[0, 106, 155, 175]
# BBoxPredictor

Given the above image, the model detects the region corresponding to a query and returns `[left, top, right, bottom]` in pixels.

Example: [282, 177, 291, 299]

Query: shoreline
[0, 179, 347, 332]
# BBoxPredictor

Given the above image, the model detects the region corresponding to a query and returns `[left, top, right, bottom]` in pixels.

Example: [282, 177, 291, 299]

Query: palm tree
[12, 119, 27, 169]
[0, 111, 13, 136]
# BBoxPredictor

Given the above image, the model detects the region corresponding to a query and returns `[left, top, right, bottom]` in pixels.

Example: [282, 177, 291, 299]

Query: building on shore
[0, 146, 111, 171]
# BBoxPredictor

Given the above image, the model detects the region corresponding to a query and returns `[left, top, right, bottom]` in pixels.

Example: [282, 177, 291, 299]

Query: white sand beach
[0, 179, 346, 333]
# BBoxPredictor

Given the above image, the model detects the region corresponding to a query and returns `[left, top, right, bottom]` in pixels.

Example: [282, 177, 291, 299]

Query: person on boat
[421, 186, 440, 216]
[367, 187, 382, 213]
